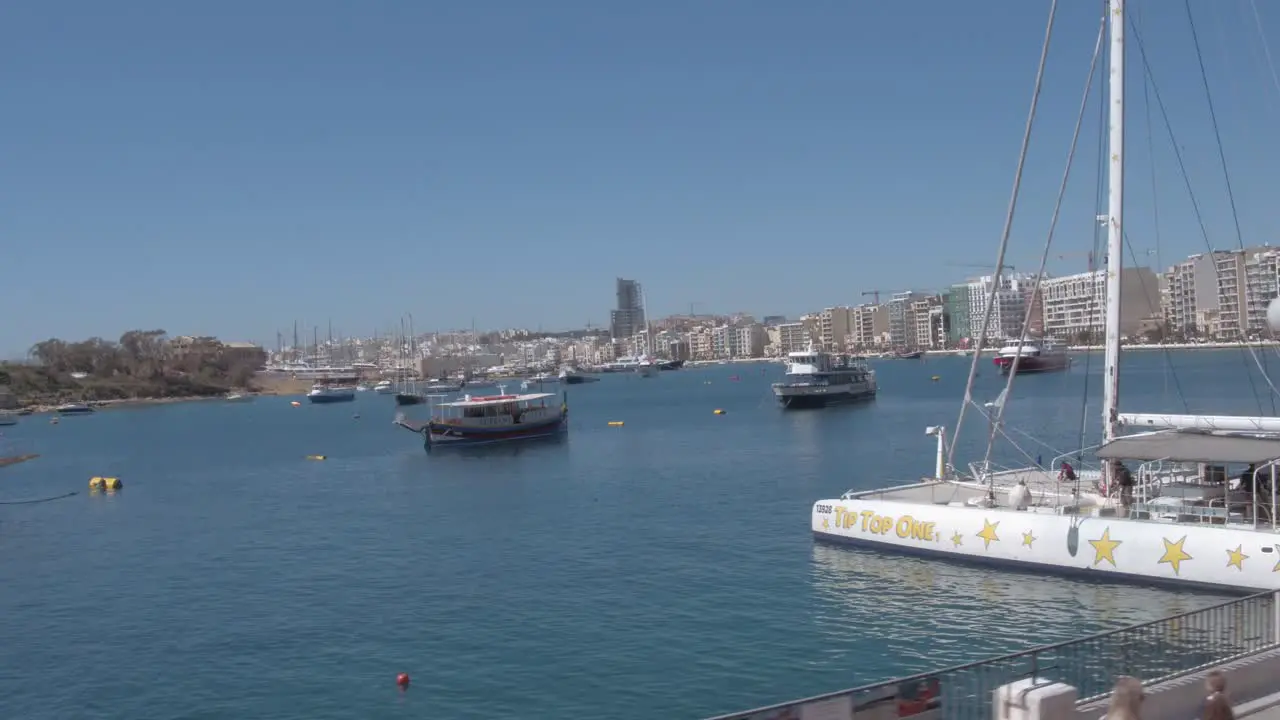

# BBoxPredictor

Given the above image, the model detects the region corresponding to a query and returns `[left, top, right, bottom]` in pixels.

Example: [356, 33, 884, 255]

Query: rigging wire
[948, 0, 1060, 477]
[1135, 1, 1174, 405]
[1127, 12, 1269, 413]
[982, 10, 1106, 475]
[1181, 0, 1272, 415]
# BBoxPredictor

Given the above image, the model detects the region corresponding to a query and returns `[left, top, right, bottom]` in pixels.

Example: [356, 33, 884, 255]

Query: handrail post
[1273, 590, 1279, 646]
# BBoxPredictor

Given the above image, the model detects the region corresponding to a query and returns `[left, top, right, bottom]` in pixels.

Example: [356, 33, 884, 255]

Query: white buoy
[1267, 297, 1280, 333]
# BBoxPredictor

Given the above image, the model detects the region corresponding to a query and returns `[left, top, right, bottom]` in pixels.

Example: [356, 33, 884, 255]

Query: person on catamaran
[1059, 461, 1077, 482]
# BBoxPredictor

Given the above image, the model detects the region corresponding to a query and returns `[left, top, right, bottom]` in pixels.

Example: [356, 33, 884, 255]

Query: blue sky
[5, 1, 1280, 354]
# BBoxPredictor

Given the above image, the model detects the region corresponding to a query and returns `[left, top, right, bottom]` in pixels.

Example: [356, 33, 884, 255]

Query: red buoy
[396, 673, 410, 690]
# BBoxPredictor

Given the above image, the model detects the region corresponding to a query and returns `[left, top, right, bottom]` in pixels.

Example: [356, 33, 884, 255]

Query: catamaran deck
[849, 470, 1079, 507]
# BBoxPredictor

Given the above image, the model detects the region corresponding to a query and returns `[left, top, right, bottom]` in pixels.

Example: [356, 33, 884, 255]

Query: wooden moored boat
[395, 390, 568, 450]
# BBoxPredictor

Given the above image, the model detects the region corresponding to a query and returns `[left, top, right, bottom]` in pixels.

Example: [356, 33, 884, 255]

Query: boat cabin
[1095, 430, 1280, 529]
[780, 345, 869, 386]
[433, 392, 560, 427]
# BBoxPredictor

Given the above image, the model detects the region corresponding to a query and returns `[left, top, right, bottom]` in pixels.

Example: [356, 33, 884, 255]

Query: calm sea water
[1, 349, 1276, 719]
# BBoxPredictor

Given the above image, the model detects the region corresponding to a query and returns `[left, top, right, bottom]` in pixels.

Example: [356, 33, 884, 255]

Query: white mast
[1102, 0, 1125, 458]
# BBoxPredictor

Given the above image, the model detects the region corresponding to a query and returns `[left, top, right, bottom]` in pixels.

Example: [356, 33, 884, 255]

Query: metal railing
[703, 590, 1279, 720]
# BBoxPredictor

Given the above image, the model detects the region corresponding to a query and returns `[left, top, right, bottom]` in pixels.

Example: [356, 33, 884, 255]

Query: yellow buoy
[713, 409, 725, 415]
[104, 477, 122, 490]
[607, 421, 624, 427]
[89, 476, 104, 490]
[306, 455, 327, 461]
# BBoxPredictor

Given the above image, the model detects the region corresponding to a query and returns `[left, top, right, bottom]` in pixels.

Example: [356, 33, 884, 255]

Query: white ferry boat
[772, 344, 876, 409]
[993, 337, 1071, 375]
[810, 0, 1280, 593]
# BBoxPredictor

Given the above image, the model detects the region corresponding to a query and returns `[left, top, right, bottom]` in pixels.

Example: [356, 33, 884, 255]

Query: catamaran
[811, 0, 1280, 592]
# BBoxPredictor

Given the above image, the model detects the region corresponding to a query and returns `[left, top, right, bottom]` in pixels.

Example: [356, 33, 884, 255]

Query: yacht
[373, 380, 395, 394]
[307, 383, 356, 403]
[636, 357, 659, 378]
[772, 344, 877, 409]
[993, 338, 1070, 375]
[558, 367, 599, 385]
[53, 403, 94, 415]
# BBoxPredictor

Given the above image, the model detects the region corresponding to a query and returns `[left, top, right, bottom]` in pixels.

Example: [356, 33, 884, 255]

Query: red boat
[992, 339, 1071, 375]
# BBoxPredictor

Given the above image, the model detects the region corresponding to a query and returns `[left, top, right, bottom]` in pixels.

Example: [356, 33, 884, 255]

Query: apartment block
[960, 273, 1040, 342]
[1040, 268, 1160, 341]
[818, 306, 854, 351]
[944, 285, 971, 347]
[1244, 249, 1280, 336]
[711, 324, 765, 358]
[850, 304, 886, 349]
[776, 322, 812, 355]
[909, 295, 943, 349]
[1160, 248, 1276, 340]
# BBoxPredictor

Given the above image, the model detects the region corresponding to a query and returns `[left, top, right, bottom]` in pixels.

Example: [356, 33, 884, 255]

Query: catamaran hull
[812, 490, 1280, 592]
[424, 416, 567, 450]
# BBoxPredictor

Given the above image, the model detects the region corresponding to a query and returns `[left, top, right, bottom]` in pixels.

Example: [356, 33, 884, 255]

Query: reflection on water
[808, 544, 1237, 681]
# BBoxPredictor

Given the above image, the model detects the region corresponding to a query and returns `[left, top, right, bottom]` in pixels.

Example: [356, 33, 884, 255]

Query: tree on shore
[7, 330, 264, 405]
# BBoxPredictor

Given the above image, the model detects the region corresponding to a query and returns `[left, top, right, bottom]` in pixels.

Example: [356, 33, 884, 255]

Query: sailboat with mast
[636, 287, 658, 378]
[810, 0, 1280, 592]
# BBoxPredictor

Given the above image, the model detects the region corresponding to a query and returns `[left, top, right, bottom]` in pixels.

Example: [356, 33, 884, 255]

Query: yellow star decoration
[951, 531, 964, 548]
[1226, 545, 1248, 571]
[1158, 536, 1193, 576]
[1089, 527, 1122, 567]
[1022, 530, 1037, 549]
[976, 519, 1000, 550]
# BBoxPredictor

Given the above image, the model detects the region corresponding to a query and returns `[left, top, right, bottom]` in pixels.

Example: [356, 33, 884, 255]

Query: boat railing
[702, 589, 1280, 720]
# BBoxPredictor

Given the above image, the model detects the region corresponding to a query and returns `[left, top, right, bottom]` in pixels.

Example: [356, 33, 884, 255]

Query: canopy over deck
[1096, 431, 1280, 464]
[438, 392, 555, 408]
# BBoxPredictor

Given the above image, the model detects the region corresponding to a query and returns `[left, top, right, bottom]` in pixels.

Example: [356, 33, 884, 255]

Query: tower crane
[861, 290, 883, 304]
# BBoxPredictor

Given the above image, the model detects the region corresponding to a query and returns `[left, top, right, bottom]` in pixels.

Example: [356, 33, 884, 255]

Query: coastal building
[818, 306, 853, 351]
[958, 273, 1041, 342]
[688, 327, 713, 360]
[609, 278, 646, 343]
[849, 304, 885, 350]
[944, 285, 971, 347]
[776, 322, 811, 355]
[1244, 248, 1280, 336]
[1159, 249, 1277, 340]
[909, 295, 943, 349]
[1040, 267, 1160, 342]
[886, 292, 922, 347]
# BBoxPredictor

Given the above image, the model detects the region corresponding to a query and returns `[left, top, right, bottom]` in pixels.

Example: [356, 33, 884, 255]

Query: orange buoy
[396, 673, 410, 689]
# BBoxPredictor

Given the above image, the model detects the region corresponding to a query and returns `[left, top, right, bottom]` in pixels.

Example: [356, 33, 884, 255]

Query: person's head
[1106, 676, 1144, 720]
[1204, 671, 1233, 720]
